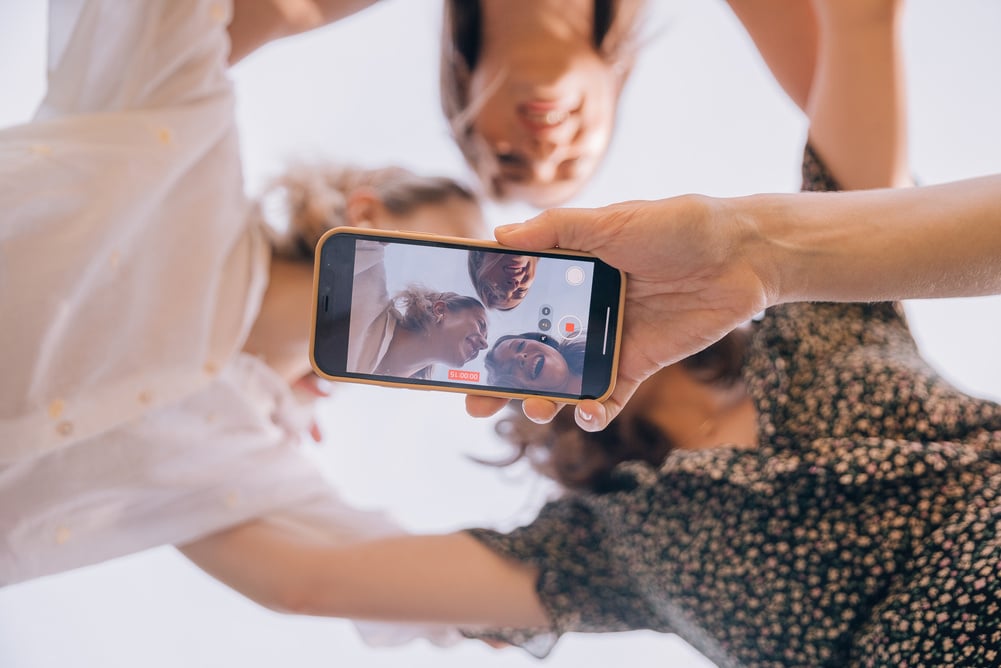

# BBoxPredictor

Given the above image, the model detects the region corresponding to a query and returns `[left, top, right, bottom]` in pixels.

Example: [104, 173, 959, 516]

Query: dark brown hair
[491, 328, 750, 492]
[440, 0, 644, 195]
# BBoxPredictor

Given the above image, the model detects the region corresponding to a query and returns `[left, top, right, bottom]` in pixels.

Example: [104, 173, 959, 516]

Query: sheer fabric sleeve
[463, 497, 660, 656]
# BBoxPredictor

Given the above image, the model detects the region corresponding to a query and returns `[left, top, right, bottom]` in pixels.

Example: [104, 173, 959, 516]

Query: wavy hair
[490, 328, 750, 491]
[254, 163, 479, 259]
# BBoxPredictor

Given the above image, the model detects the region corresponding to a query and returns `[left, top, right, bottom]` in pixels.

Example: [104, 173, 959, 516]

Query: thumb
[573, 375, 642, 432]
[494, 208, 599, 252]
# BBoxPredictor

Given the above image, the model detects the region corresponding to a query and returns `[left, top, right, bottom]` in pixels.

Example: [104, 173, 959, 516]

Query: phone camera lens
[540, 305, 553, 317]
[538, 318, 552, 331]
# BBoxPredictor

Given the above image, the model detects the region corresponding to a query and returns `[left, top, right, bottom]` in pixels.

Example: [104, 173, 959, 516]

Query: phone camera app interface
[346, 240, 595, 396]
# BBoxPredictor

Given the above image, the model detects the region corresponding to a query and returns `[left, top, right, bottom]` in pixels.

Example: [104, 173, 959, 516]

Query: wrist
[718, 194, 791, 309]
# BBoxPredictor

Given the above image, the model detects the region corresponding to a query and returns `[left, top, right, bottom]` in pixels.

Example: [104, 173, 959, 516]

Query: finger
[521, 398, 562, 424]
[466, 394, 509, 418]
[573, 377, 642, 432]
[294, 375, 331, 398]
[494, 208, 597, 252]
[309, 421, 323, 442]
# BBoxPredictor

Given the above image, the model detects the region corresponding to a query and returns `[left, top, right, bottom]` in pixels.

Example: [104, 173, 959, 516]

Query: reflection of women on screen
[467, 251, 538, 311]
[484, 332, 586, 394]
[348, 241, 489, 378]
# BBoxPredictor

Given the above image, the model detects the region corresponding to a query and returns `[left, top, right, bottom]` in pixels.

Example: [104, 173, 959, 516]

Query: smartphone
[310, 227, 625, 403]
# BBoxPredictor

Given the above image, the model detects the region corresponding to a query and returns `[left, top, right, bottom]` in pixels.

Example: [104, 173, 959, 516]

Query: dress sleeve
[0, 0, 264, 463]
[463, 497, 659, 657]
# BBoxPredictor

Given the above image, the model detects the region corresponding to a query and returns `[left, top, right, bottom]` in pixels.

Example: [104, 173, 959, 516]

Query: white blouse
[0, 0, 458, 646]
[0, 0, 267, 463]
[346, 240, 398, 374]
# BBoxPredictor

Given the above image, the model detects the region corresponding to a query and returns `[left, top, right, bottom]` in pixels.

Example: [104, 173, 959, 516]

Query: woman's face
[468, 51, 619, 208]
[435, 304, 489, 367]
[490, 337, 570, 391]
[478, 255, 538, 310]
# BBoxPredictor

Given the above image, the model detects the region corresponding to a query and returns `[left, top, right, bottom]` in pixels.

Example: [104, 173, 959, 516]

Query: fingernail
[577, 406, 593, 422]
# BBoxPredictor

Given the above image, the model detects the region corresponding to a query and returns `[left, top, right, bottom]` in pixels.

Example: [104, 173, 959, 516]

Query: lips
[463, 337, 482, 362]
[517, 99, 579, 134]
[531, 354, 544, 380]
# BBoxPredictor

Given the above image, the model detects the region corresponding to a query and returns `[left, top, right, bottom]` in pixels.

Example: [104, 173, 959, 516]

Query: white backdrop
[2, 1, 1000, 667]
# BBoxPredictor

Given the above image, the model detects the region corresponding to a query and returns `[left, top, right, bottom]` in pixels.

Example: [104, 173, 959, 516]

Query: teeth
[544, 110, 568, 125]
[525, 109, 569, 126]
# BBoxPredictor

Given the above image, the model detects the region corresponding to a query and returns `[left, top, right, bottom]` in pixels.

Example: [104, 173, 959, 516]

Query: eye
[495, 152, 531, 182]
[496, 152, 527, 167]
[516, 340, 526, 352]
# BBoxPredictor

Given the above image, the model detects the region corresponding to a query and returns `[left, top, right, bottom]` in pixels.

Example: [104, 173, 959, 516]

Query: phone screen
[312, 230, 623, 401]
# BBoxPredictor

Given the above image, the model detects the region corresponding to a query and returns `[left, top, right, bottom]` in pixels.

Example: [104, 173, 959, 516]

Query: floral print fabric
[467, 146, 1001, 666]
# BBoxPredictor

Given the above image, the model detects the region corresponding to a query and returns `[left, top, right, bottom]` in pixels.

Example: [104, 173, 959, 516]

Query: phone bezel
[309, 226, 626, 403]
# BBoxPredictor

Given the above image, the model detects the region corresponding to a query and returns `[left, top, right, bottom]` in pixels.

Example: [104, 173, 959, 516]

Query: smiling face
[468, 51, 618, 207]
[473, 253, 538, 310]
[487, 335, 572, 391]
[434, 302, 489, 367]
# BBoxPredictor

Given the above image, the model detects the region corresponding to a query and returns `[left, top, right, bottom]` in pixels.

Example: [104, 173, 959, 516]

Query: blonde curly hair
[255, 163, 480, 260]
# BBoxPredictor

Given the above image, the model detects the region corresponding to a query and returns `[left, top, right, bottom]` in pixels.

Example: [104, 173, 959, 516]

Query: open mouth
[517, 100, 581, 133]
[464, 338, 482, 362]
[531, 355, 544, 380]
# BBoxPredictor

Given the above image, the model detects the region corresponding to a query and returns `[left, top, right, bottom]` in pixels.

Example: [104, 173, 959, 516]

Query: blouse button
[48, 399, 65, 419]
[55, 526, 72, 544]
[203, 361, 219, 376]
[56, 421, 74, 437]
[30, 144, 52, 156]
[156, 127, 173, 145]
[224, 491, 240, 508]
[210, 4, 227, 23]
[138, 390, 153, 405]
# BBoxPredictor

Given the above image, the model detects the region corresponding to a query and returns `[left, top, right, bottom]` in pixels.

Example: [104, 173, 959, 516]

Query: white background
[1, 1, 1000, 666]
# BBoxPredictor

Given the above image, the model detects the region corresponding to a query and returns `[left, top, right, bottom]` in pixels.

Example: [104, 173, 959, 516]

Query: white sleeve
[346, 241, 395, 373]
[37, 0, 233, 118]
[0, 0, 267, 463]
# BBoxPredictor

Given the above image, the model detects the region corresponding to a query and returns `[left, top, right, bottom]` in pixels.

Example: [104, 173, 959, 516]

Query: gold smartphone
[310, 227, 625, 403]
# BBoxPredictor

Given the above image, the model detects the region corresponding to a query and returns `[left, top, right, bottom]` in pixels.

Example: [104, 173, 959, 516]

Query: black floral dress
[466, 148, 1001, 666]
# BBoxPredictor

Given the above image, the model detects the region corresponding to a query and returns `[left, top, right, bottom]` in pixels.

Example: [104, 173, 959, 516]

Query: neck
[242, 255, 314, 383]
[478, 0, 594, 59]
[639, 365, 758, 451]
[374, 327, 439, 378]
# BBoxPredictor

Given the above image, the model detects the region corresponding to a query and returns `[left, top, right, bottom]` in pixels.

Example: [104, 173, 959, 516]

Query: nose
[528, 137, 558, 161]
[474, 335, 487, 350]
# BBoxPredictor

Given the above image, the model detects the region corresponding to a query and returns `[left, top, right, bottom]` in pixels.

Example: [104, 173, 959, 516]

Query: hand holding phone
[310, 227, 625, 403]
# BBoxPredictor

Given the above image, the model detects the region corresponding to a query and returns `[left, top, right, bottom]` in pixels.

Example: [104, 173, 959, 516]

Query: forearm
[806, 0, 909, 190]
[726, 0, 818, 111]
[180, 521, 547, 627]
[735, 175, 1001, 304]
[228, 0, 380, 64]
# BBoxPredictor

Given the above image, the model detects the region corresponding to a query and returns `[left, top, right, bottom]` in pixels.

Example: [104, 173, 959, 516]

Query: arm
[726, 0, 818, 112]
[806, 0, 910, 190]
[729, 0, 909, 190]
[466, 174, 1001, 429]
[738, 175, 1001, 303]
[228, 0, 381, 64]
[180, 521, 547, 627]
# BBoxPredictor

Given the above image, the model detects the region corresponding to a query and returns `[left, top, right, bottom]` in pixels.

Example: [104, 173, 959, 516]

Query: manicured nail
[577, 406, 593, 422]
